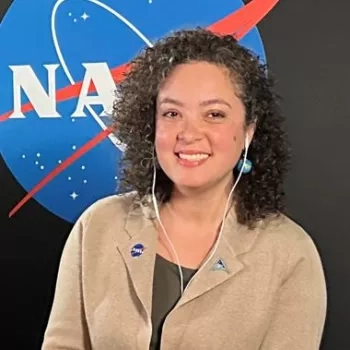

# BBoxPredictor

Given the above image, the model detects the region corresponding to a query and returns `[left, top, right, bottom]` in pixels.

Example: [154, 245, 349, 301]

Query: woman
[42, 29, 327, 349]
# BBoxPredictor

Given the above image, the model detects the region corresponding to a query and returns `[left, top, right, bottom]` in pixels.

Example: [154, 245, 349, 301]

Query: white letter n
[9, 64, 60, 118]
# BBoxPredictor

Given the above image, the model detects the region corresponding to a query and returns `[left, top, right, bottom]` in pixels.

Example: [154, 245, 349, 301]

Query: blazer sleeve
[260, 234, 327, 350]
[42, 212, 91, 350]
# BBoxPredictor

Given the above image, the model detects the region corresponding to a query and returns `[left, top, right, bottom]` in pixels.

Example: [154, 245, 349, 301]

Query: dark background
[1, 0, 349, 349]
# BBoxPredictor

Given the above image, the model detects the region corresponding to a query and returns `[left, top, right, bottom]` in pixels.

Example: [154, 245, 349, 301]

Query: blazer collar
[123, 195, 260, 254]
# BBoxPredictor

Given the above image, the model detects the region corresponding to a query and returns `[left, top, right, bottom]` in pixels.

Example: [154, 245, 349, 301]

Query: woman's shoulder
[84, 191, 138, 218]
[255, 214, 323, 265]
[259, 214, 310, 241]
[75, 191, 143, 235]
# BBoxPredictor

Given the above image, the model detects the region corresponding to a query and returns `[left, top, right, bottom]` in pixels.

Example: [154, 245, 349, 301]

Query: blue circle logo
[131, 243, 145, 258]
[0, 0, 276, 222]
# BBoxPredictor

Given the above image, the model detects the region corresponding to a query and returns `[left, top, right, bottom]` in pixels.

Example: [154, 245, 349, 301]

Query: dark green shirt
[150, 255, 197, 350]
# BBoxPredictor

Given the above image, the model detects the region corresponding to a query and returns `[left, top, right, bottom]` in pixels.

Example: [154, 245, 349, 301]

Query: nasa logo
[130, 243, 145, 258]
[0, 0, 277, 223]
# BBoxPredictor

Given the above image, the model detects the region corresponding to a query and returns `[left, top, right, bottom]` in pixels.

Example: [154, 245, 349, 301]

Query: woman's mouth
[175, 152, 210, 167]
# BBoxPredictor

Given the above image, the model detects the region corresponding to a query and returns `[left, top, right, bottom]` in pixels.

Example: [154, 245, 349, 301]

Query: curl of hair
[113, 28, 290, 228]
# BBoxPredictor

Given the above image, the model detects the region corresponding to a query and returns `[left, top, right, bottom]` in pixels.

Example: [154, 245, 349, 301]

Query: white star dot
[74, 18, 77, 22]
[36, 153, 41, 157]
[149, 0, 152, 3]
[81, 12, 89, 21]
[58, 160, 62, 164]
[72, 118, 75, 122]
[35, 161, 39, 165]
[81, 165, 86, 170]
[114, 176, 118, 180]
[22, 154, 26, 159]
[83, 180, 87, 184]
[68, 177, 72, 181]
[68, 12, 72, 16]
[40, 165, 44, 170]
[70, 192, 79, 200]
[72, 145, 77, 150]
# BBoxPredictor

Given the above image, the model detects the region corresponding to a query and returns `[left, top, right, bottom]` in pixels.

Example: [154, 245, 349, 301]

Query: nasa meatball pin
[131, 243, 145, 258]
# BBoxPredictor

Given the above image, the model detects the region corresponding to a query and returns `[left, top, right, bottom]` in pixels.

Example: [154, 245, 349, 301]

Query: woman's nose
[177, 118, 203, 143]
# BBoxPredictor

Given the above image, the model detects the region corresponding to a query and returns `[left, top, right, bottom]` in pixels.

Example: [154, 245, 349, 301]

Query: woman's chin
[173, 179, 213, 192]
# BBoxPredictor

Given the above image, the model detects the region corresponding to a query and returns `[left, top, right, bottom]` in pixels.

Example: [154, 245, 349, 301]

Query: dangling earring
[236, 158, 253, 174]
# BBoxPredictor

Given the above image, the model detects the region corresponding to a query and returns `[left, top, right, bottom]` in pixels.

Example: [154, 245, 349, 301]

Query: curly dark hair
[113, 28, 290, 228]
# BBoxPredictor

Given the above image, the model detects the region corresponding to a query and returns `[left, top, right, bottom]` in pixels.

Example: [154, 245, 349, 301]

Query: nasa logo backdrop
[0, 0, 270, 222]
[0, 0, 349, 349]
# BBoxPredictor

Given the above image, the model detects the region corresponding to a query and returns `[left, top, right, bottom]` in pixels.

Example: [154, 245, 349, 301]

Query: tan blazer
[42, 194, 327, 350]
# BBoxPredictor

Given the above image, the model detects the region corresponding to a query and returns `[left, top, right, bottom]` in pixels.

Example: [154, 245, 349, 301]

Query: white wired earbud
[151, 133, 250, 296]
[244, 133, 250, 150]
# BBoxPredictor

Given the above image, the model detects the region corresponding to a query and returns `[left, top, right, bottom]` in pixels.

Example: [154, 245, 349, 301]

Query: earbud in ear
[245, 134, 250, 150]
[236, 134, 253, 174]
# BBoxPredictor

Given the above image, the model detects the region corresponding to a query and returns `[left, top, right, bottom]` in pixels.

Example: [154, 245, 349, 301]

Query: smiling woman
[42, 28, 327, 350]
[154, 61, 249, 191]
[115, 28, 287, 227]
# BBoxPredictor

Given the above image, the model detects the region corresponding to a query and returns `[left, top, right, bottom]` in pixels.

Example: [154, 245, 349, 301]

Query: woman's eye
[163, 111, 178, 118]
[208, 111, 225, 119]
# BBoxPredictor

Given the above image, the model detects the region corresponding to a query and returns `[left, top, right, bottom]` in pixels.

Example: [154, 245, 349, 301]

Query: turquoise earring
[236, 158, 252, 174]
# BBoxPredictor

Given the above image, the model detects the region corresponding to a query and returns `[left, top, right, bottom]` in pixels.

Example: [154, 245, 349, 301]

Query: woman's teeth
[178, 153, 209, 161]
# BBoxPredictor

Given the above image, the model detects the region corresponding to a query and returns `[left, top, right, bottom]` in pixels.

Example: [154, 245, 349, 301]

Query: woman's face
[155, 61, 254, 191]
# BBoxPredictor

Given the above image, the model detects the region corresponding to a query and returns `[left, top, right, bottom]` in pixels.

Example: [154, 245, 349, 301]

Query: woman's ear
[246, 121, 257, 147]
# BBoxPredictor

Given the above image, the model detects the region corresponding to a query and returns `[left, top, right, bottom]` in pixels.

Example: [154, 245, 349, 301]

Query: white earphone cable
[151, 166, 185, 293]
[151, 135, 250, 296]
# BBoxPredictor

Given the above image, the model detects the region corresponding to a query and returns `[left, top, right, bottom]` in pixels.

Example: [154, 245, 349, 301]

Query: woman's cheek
[155, 123, 175, 151]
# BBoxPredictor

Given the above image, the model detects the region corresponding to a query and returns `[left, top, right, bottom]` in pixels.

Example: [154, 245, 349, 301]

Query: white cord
[151, 164, 185, 293]
[152, 135, 250, 296]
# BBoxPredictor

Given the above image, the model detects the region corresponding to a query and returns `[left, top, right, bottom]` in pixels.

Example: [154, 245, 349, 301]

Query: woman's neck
[166, 178, 233, 227]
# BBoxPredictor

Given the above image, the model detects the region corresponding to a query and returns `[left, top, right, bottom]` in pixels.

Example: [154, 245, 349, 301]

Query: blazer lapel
[116, 202, 157, 320]
[177, 209, 260, 307]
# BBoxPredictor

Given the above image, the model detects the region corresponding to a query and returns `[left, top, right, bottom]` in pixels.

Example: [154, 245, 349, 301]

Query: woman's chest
[83, 250, 279, 349]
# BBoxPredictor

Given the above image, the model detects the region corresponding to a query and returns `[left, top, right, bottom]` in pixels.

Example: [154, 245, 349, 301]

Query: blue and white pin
[212, 258, 228, 272]
[131, 243, 145, 258]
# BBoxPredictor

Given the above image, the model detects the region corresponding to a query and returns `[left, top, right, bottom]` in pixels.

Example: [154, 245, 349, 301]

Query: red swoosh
[7, 0, 279, 217]
[208, 0, 278, 37]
